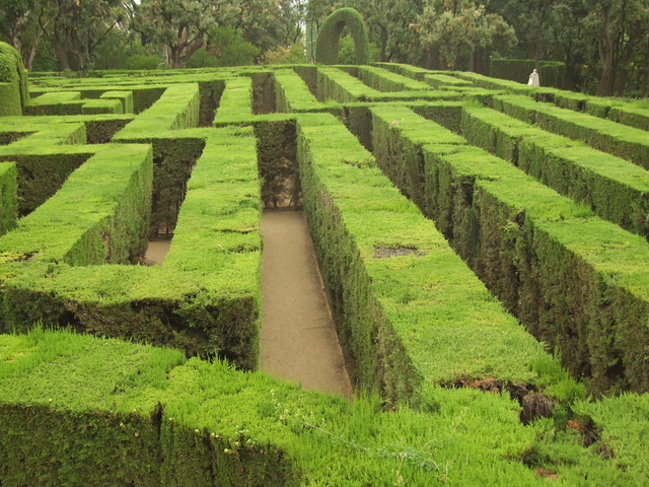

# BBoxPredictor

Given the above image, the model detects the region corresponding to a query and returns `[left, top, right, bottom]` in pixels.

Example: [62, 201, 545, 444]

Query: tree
[0, 0, 48, 71]
[133, 0, 222, 68]
[636, 2, 649, 97]
[339, 0, 423, 63]
[37, 0, 125, 71]
[232, 0, 303, 53]
[416, 0, 516, 70]
[489, 0, 559, 66]
[581, 0, 625, 95]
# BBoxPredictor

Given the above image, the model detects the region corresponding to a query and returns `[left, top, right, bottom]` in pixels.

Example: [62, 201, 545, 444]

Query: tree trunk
[596, 9, 615, 97]
[26, 29, 44, 72]
[642, 57, 649, 98]
[617, 50, 632, 97]
[379, 26, 388, 62]
[55, 43, 70, 70]
[533, 9, 547, 69]
[171, 46, 182, 69]
[598, 56, 614, 96]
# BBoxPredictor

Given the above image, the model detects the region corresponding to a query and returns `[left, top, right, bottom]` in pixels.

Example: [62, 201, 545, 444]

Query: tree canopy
[2, 0, 649, 96]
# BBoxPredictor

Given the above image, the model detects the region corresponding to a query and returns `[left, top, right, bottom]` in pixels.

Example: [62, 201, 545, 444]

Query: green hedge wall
[317, 67, 461, 104]
[0, 128, 262, 368]
[355, 66, 431, 92]
[459, 105, 649, 240]
[296, 112, 563, 408]
[100, 90, 134, 113]
[214, 77, 253, 120]
[371, 105, 649, 395]
[273, 68, 340, 114]
[24, 91, 85, 115]
[0, 42, 28, 115]
[113, 84, 203, 237]
[493, 95, 649, 170]
[0, 123, 91, 216]
[0, 162, 17, 235]
[0, 143, 152, 265]
[1, 328, 609, 486]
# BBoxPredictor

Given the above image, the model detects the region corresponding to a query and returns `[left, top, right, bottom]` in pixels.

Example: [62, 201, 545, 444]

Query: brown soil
[261, 210, 353, 400]
[373, 245, 424, 258]
[142, 240, 171, 266]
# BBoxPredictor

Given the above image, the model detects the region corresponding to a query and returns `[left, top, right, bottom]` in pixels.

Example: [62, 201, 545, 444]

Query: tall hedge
[315, 8, 370, 65]
[0, 42, 28, 116]
[0, 162, 18, 235]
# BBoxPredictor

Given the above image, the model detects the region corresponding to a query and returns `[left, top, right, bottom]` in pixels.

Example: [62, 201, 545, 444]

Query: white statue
[528, 68, 540, 87]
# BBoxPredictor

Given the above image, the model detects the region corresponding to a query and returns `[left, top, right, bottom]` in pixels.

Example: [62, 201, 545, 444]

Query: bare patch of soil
[373, 246, 424, 258]
[444, 376, 556, 424]
[142, 240, 171, 266]
[261, 210, 353, 400]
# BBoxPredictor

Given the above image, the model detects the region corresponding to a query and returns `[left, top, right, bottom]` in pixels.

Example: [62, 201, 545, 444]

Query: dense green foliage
[4, 0, 649, 97]
[6, 328, 640, 486]
[1, 55, 649, 483]
[315, 8, 370, 65]
[371, 104, 649, 396]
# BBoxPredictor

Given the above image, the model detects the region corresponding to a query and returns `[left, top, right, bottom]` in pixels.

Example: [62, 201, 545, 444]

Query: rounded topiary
[315, 8, 370, 65]
[0, 42, 28, 116]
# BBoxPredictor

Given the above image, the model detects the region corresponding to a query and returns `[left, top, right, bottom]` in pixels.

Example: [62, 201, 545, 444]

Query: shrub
[315, 8, 370, 65]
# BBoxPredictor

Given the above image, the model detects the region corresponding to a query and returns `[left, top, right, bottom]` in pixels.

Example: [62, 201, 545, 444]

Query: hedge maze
[1, 40, 649, 484]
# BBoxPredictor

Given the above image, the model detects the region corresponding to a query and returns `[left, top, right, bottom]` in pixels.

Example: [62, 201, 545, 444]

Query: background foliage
[2, 0, 649, 94]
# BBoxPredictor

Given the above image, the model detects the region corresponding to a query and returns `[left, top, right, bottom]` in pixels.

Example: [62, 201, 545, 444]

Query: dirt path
[143, 240, 171, 265]
[261, 210, 353, 400]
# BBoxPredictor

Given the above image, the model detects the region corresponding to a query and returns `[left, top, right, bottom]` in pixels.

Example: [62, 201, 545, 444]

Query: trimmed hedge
[296, 112, 561, 407]
[372, 62, 431, 81]
[0, 42, 28, 115]
[101, 90, 134, 113]
[315, 8, 370, 65]
[1, 328, 612, 486]
[3, 60, 649, 484]
[317, 67, 462, 104]
[29, 84, 165, 114]
[452, 70, 557, 97]
[0, 162, 18, 235]
[493, 94, 649, 170]
[113, 83, 200, 138]
[273, 68, 340, 114]
[371, 105, 649, 395]
[113, 83, 203, 236]
[459, 105, 649, 240]
[0, 143, 152, 265]
[0, 82, 21, 117]
[354, 66, 431, 92]
[82, 98, 123, 115]
[0, 123, 92, 215]
[317, 66, 378, 103]
[0, 128, 261, 366]
[550, 91, 649, 132]
[423, 73, 474, 90]
[214, 77, 253, 120]
[24, 91, 85, 115]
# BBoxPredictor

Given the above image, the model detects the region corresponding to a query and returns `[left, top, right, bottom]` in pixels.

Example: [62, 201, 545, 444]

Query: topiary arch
[0, 42, 29, 116]
[315, 8, 370, 65]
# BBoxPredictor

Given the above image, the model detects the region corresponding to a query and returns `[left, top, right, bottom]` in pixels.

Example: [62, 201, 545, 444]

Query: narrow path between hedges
[260, 210, 353, 400]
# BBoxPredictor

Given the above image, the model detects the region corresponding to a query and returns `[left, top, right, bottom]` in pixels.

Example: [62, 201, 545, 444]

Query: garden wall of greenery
[1, 40, 649, 484]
